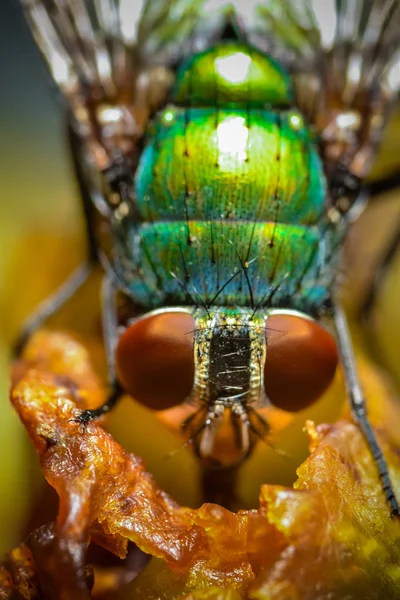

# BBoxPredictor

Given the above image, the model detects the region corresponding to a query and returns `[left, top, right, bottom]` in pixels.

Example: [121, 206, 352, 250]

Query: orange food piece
[0, 565, 14, 600]
[0, 544, 39, 600]
[6, 331, 400, 599]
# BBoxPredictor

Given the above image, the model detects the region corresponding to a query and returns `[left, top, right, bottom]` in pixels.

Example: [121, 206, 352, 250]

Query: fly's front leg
[13, 261, 95, 356]
[332, 301, 399, 517]
[74, 275, 122, 425]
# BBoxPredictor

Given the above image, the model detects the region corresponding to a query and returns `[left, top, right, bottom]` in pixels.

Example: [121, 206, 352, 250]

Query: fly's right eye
[115, 312, 195, 411]
[264, 313, 338, 412]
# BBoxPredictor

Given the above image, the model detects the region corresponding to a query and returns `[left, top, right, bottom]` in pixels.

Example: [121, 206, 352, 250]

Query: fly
[16, 0, 400, 515]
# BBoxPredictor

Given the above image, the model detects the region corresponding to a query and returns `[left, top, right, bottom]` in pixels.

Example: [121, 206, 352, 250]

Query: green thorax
[126, 42, 330, 311]
[135, 41, 325, 227]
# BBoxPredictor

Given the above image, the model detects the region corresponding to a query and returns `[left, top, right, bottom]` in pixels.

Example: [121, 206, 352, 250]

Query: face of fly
[181, 307, 338, 468]
[114, 306, 338, 469]
[182, 308, 269, 468]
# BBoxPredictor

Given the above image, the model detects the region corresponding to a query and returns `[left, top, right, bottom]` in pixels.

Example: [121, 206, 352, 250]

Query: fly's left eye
[264, 314, 338, 412]
[115, 312, 195, 410]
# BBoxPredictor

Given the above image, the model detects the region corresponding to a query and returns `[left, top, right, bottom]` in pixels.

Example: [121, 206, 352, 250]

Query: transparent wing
[21, 0, 207, 103]
[21, 0, 400, 190]
[254, 0, 400, 183]
[20, 0, 207, 166]
[20, 0, 212, 275]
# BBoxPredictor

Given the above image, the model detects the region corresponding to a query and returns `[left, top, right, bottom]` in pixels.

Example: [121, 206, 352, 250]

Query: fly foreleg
[13, 260, 95, 356]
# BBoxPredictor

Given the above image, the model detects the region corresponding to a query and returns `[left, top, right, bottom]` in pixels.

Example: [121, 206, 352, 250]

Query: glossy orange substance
[7, 331, 400, 600]
[115, 312, 195, 410]
[264, 314, 338, 411]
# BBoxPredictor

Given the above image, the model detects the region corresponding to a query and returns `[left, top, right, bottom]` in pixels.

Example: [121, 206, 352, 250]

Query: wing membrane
[21, 0, 400, 183]
[255, 0, 400, 179]
[21, 0, 206, 107]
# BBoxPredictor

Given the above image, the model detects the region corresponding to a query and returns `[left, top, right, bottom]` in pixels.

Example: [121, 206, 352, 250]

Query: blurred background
[0, 0, 87, 556]
[0, 0, 204, 555]
[2, 0, 400, 560]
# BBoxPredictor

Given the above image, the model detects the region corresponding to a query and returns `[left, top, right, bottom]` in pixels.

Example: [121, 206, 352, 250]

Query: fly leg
[332, 301, 399, 517]
[13, 261, 95, 356]
[74, 274, 123, 425]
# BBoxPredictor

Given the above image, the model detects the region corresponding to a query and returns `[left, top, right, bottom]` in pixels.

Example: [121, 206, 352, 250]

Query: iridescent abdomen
[135, 108, 325, 225]
[115, 42, 333, 312]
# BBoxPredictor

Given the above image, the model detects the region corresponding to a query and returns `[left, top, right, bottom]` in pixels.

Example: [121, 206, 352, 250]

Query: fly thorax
[188, 308, 266, 467]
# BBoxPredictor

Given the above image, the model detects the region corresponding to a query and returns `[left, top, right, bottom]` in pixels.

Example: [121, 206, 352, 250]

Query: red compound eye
[115, 312, 195, 410]
[264, 313, 338, 412]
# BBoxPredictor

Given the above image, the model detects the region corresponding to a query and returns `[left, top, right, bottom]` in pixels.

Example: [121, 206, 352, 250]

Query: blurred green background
[2, 0, 400, 562]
